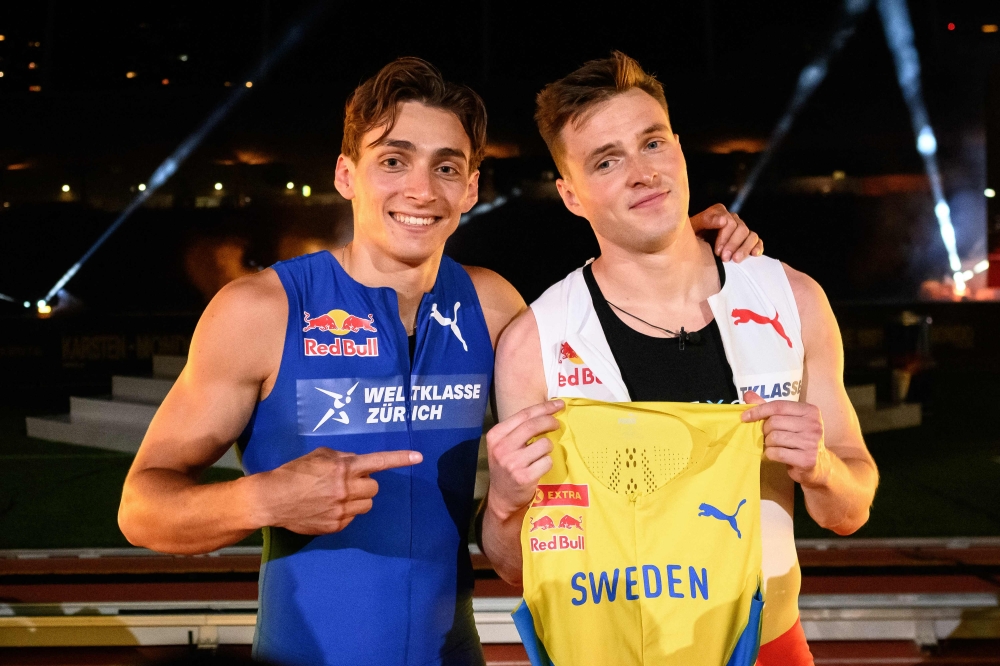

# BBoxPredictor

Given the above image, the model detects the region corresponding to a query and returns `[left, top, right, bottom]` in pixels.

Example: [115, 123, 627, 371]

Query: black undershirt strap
[583, 254, 739, 404]
[408, 333, 416, 365]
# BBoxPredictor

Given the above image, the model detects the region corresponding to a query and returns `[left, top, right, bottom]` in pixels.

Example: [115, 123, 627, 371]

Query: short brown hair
[535, 51, 669, 173]
[341, 57, 488, 171]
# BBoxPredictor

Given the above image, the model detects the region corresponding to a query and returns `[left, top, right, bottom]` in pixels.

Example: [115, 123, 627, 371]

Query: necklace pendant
[679, 327, 686, 351]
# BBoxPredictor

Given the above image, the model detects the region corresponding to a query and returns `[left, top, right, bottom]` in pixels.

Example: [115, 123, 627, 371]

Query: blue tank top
[240, 251, 493, 666]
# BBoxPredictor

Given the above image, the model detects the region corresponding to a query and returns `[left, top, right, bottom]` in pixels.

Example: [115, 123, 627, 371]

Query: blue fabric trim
[512, 600, 554, 666]
[726, 586, 764, 666]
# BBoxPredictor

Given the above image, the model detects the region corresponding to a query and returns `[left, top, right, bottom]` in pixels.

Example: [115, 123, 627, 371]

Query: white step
[113, 376, 174, 405]
[25, 414, 241, 470]
[70, 396, 158, 427]
[856, 402, 922, 434]
[846, 384, 876, 410]
[153, 355, 186, 380]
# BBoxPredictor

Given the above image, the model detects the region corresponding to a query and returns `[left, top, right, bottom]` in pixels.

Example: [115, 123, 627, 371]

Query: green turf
[0, 406, 259, 549]
[1, 370, 998, 548]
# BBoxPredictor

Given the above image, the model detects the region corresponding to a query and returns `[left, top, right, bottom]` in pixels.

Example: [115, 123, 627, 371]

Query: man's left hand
[690, 203, 763, 262]
[741, 390, 831, 487]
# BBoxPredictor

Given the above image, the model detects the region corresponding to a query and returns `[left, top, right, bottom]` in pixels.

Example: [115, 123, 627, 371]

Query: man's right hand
[255, 448, 423, 535]
[485, 400, 563, 520]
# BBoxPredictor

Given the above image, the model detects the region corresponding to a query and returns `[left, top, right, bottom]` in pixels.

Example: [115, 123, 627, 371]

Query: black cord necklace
[605, 300, 702, 350]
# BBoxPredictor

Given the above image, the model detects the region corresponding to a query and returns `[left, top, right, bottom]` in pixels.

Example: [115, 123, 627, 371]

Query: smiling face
[555, 88, 690, 254]
[335, 101, 479, 266]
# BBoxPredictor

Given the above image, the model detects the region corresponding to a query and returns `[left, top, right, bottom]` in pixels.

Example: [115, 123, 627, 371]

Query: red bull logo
[303, 310, 377, 335]
[731, 307, 793, 348]
[558, 341, 584, 365]
[528, 514, 586, 552]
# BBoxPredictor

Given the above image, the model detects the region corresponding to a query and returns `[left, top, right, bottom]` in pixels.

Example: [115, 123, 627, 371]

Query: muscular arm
[744, 268, 877, 535]
[789, 266, 878, 534]
[119, 269, 422, 555]
[481, 309, 553, 584]
[118, 270, 286, 554]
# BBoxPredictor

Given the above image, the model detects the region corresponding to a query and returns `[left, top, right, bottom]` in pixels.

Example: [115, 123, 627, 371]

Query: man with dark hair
[483, 52, 878, 665]
[119, 56, 762, 666]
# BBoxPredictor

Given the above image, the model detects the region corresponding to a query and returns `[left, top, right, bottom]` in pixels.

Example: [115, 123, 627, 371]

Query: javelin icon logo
[698, 499, 747, 539]
[313, 382, 359, 430]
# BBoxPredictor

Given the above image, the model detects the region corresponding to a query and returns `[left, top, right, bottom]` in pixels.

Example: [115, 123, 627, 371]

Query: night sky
[1, 1, 999, 309]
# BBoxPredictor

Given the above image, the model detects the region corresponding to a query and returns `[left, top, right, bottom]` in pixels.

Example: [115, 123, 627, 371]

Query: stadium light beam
[42, 1, 332, 304]
[876, 0, 965, 288]
[731, 0, 872, 214]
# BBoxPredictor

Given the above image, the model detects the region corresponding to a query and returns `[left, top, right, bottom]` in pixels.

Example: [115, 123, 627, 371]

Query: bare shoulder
[494, 306, 547, 419]
[464, 265, 526, 347]
[782, 262, 840, 357]
[782, 262, 831, 322]
[189, 268, 287, 385]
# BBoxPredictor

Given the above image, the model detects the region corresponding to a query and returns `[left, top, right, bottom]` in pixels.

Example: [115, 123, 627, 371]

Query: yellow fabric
[520, 399, 764, 665]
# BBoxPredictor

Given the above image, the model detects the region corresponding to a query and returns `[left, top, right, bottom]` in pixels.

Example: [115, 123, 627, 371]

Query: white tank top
[530, 254, 805, 643]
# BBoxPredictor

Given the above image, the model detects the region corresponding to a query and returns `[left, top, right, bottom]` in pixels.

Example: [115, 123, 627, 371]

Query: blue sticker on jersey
[297, 373, 489, 436]
[410, 373, 489, 431]
[297, 376, 408, 436]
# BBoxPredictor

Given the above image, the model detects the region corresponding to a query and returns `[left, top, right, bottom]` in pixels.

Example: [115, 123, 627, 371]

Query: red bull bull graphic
[529, 515, 556, 532]
[558, 341, 584, 365]
[303, 310, 377, 334]
[558, 514, 584, 530]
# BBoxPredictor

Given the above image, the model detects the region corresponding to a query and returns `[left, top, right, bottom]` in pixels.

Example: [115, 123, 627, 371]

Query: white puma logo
[429, 302, 468, 351]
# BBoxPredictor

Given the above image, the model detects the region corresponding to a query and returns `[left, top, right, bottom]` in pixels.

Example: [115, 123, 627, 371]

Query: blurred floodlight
[974, 260, 990, 274]
[61, 184, 70, 193]
[983, 25, 999, 33]
[214, 182, 223, 191]
[28, 85, 41, 92]
[0, 72, 4, 78]
[23, 301, 30, 308]
[245, 81, 253, 88]
[0, 35, 5, 41]
[126, 71, 137, 79]
[286, 182, 295, 189]
[138, 183, 146, 192]
[36, 300, 46, 308]
[28, 62, 36, 70]
[161, 78, 169, 85]
[37, 303, 52, 315]
[832, 170, 846, 180]
[986, 188, 996, 198]
[180, 54, 189, 61]
[916, 126, 937, 155]
[947, 22, 955, 31]
[302, 185, 312, 197]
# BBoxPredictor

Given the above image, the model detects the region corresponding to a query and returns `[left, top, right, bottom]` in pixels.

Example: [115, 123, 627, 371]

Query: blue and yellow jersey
[514, 399, 764, 666]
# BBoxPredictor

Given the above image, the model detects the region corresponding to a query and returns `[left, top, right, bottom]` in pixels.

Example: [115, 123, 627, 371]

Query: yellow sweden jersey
[513, 399, 765, 666]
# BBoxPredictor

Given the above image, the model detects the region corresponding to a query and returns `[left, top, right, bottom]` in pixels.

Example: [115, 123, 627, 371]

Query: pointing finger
[350, 449, 423, 475]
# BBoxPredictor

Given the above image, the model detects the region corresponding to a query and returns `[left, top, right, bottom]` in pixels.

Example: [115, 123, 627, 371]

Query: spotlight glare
[61, 184, 70, 193]
[302, 185, 311, 197]
[986, 187, 996, 198]
[245, 81, 253, 88]
[0, 72, 4, 78]
[974, 259, 990, 274]
[917, 126, 937, 156]
[161, 78, 169, 85]
[286, 182, 294, 189]
[179, 54, 189, 61]
[138, 183, 146, 191]
[947, 22, 955, 31]
[126, 71, 137, 79]
[983, 25, 999, 34]
[23, 301, 30, 308]
[214, 182, 223, 191]
[37, 303, 51, 315]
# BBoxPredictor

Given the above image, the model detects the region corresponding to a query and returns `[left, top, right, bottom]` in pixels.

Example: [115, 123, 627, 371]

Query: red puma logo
[731, 308, 793, 348]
